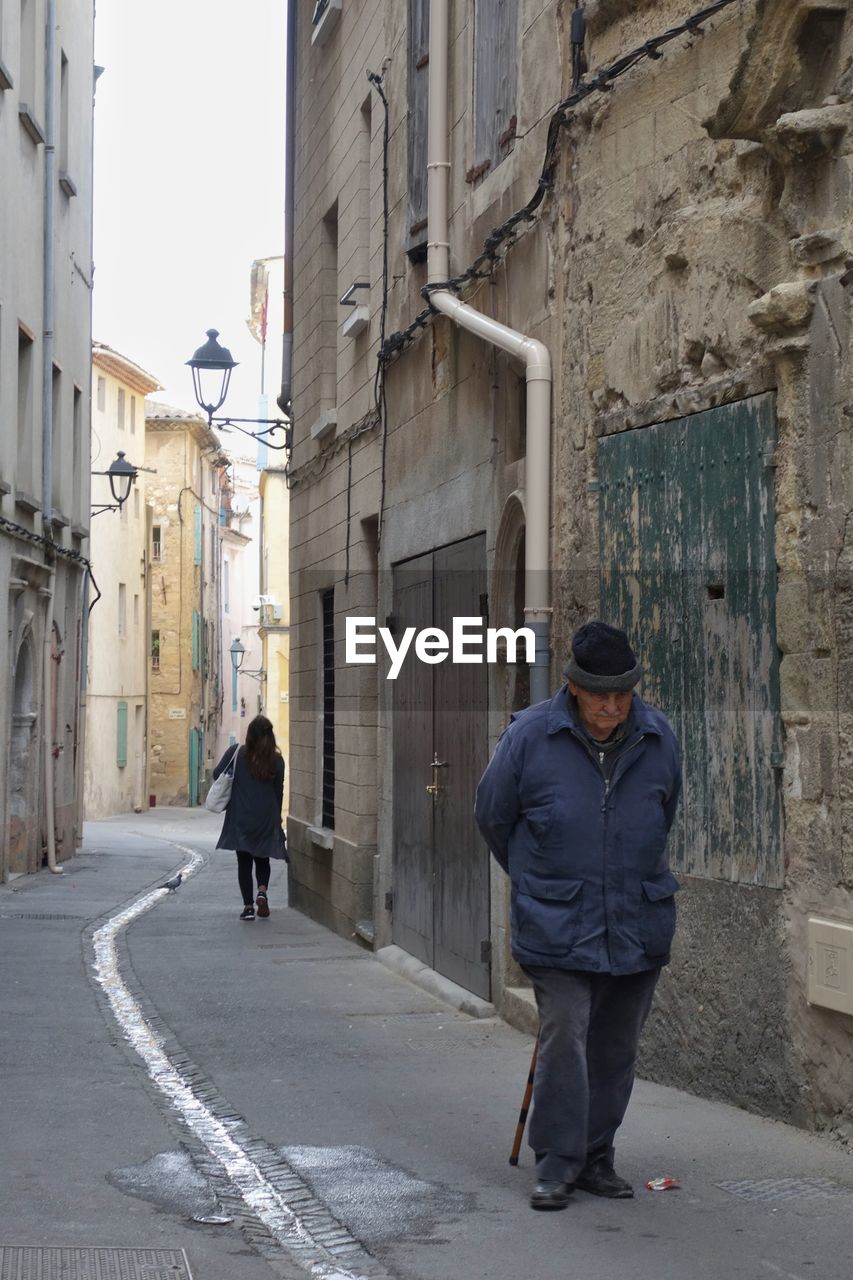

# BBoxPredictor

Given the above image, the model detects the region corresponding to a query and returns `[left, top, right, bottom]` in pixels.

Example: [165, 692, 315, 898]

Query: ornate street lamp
[187, 329, 291, 452]
[230, 637, 265, 681]
[91, 450, 139, 516]
[186, 328, 237, 421]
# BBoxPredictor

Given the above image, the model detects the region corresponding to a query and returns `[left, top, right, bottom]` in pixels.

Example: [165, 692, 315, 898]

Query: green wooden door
[598, 394, 783, 887]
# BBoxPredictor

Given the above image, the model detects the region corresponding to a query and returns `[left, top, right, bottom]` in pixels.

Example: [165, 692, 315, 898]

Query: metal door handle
[426, 754, 448, 800]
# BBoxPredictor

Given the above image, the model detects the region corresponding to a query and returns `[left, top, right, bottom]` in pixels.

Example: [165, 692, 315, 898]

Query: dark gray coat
[474, 687, 682, 975]
[213, 743, 286, 859]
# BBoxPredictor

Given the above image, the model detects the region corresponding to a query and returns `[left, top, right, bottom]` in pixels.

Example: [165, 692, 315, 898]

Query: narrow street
[3, 808, 851, 1280]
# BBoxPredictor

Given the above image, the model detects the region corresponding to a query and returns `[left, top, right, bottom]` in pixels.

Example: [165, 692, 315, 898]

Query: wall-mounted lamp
[187, 329, 291, 452]
[230, 637, 266, 682]
[91, 450, 138, 516]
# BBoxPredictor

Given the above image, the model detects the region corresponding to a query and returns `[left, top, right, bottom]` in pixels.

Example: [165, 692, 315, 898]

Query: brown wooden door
[392, 534, 491, 999]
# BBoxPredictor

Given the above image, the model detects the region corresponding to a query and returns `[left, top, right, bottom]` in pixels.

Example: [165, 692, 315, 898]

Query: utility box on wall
[807, 917, 853, 1016]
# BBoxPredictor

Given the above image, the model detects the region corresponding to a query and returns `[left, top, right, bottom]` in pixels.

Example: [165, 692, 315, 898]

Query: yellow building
[144, 403, 227, 805]
[258, 465, 290, 812]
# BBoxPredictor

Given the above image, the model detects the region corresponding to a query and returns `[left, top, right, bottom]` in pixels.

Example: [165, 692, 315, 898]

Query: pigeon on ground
[160, 873, 183, 893]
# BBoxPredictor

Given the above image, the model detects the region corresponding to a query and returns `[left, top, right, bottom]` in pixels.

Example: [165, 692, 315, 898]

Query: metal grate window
[152, 525, 161, 560]
[321, 587, 335, 830]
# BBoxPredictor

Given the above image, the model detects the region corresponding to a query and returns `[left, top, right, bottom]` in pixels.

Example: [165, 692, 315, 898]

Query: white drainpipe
[427, 0, 552, 701]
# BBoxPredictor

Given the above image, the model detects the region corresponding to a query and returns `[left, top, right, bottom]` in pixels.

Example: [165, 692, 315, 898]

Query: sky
[92, 0, 286, 426]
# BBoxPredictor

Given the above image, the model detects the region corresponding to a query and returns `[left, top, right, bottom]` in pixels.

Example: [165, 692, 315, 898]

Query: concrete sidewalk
[2, 808, 852, 1280]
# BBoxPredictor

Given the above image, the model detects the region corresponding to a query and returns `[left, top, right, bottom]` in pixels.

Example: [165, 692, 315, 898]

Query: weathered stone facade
[145, 406, 226, 806]
[288, 0, 853, 1138]
[552, 0, 853, 1140]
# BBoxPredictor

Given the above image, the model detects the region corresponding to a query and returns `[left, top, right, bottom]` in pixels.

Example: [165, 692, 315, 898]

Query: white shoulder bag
[205, 747, 239, 813]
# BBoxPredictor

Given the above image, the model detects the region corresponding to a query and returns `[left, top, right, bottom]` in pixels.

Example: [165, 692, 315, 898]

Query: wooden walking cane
[509, 1034, 540, 1166]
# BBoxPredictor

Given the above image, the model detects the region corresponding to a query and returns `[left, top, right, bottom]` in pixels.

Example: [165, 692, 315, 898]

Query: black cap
[564, 621, 641, 692]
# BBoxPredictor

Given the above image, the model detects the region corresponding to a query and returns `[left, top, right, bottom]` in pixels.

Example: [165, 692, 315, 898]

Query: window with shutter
[192, 610, 200, 670]
[407, 0, 430, 257]
[116, 701, 128, 768]
[193, 504, 202, 565]
[473, 0, 518, 179]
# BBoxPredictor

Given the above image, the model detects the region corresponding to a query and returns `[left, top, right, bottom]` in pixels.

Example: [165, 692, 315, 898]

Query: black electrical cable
[0, 512, 102, 613]
[379, 0, 737, 367]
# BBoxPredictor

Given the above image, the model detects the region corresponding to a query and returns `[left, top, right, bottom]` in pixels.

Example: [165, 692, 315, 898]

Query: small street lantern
[230, 638, 246, 672]
[229, 636, 265, 682]
[186, 329, 238, 423]
[91, 450, 139, 516]
[107, 450, 137, 507]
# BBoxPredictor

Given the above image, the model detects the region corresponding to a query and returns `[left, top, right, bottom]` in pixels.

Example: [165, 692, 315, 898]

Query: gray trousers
[523, 966, 660, 1183]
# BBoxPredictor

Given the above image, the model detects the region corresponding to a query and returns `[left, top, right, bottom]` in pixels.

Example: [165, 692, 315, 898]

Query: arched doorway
[7, 640, 38, 876]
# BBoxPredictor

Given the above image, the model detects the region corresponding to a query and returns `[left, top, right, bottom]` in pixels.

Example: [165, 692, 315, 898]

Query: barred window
[321, 588, 335, 830]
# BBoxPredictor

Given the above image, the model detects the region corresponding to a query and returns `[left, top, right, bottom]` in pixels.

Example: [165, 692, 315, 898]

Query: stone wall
[145, 415, 223, 806]
[286, 0, 385, 936]
[550, 0, 853, 1135]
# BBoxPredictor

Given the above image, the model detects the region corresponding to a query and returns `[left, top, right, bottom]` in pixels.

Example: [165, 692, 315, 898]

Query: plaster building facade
[144, 403, 227, 806]
[286, 0, 853, 1140]
[0, 0, 95, 877]
[84, 344, 161, 818]
[218, 451, 263, 760]
[258, 464, 291, 812]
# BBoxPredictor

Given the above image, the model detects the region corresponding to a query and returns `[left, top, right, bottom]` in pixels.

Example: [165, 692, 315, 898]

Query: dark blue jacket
[474, 687, 682, 975]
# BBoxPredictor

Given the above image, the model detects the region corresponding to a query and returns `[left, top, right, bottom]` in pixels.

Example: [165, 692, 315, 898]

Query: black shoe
[256, 891, 270, 918]
[239, 905, 255, 921]
[576, 1162, 633, 1199]
[530, 1180, 573, 1211]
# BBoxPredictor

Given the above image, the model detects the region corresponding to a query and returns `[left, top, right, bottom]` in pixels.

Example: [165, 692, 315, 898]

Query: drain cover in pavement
[0, 1247, 193, 1279]
[1, 913, 87, 921]
[716, 1177, 853, 1203]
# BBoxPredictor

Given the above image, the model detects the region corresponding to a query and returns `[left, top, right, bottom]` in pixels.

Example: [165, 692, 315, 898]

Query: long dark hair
[244, 714, 279, 781]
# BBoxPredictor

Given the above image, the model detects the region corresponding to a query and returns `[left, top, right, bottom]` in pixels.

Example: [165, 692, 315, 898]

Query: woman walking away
[213, 715, 287, 920]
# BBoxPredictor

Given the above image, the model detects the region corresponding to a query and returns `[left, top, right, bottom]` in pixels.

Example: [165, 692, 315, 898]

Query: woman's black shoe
[239, 905, 255, 921]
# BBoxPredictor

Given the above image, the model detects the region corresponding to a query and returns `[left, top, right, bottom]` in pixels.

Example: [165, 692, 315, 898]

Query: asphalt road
[2, 807, 852, 1280]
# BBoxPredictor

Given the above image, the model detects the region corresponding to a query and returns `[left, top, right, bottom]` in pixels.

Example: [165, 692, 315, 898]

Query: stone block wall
[549, 0, 853, 1136]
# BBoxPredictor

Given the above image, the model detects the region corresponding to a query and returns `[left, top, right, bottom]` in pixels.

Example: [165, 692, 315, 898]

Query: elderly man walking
[475, 621, 682, 1210]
